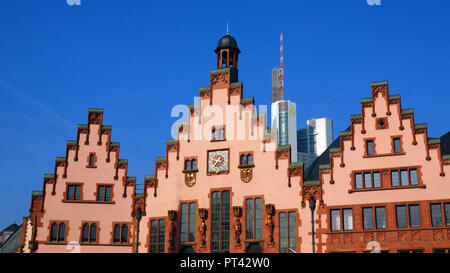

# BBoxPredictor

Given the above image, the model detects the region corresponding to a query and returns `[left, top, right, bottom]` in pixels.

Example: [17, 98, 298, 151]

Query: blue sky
[0, 0, 449, 228]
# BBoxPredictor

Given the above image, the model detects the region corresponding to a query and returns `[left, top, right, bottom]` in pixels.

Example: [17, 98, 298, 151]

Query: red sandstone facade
[312, 81, 450, 253]
[20, 34, 450, 253]
[25, 110, 138, 253]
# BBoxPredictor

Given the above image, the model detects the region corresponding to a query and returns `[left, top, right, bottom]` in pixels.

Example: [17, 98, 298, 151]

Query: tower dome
[215, 31, 240, 69]
[215, 34, 241, 54]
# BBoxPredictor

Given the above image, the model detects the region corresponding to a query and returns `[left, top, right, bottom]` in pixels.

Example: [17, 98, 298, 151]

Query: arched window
[121, 225, 128, 243]
[90, 224, 97, 242]
[82, 223, 90, 242]
[192, 159, 197, 170]
[50, 223, 58, 241]
[247, 154, 253, 165]
[240, 154, 253, 166]
[185, 160, 192, 170]
[82, 223, 98, 243]
[57, 223, 66, 242]
[222, 51, 228, 67]
[89, 154, 95, 167]
[113, 224, 120, 243]
[240, 154, 247, 166]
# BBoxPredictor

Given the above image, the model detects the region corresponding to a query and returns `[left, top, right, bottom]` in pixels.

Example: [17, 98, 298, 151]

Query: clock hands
[212, 156, 224, 167]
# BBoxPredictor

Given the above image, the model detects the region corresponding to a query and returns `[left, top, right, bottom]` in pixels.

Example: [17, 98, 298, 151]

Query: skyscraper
[271, 100, 297, 162]
[271, 68, 284, 103]
[270, 33, 297, 162]
[297, 118, 333, 167]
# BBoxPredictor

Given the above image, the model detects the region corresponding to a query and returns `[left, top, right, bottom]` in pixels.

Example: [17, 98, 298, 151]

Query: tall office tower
[271, 100, 297, 162]
[297, 118, 333, 168]
[270, 33, 297, 162]
[271, 68, 284, 103]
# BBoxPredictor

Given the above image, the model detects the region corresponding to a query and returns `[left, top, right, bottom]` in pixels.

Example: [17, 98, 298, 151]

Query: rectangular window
[180, 203, 188, 242]
[189, 203, 196, 242]
[375, 207, 387, 229]
[288, 212, 297, 252]
[330, 209, 341, 231]
[394, 138, 401, 153]
[150, 220, 157, 253]
[366, 140, 374, 155]
[355, 173, 363, 189]
[66, 184, 81, 200]
[445, 203, 450, 226]
[211, 190, 230, 253]
[279, 211, 297, 253]
[67, 186, 74, 200]
[400, 170, 409, 186]
[391, 171, 399, 187]
[245, 199, 253, 239]
[50, 223, 58, 241]
[213, 128, 225, 141]
[409, 169, 418, 185]
[58, 223, 66, 242]
[150, 219, 165, 253]
[373, 172, 381, 188]
[279, 212, 287, 253]
[362, 207, 373, 230]
[97, 185, 112, 201]
[157, 220, 165, 253]
[105, 186, 111, 201]
[396, 205, 407, 228]
[180, 202, 196, 243]
[430, 204, 443, 227]
[50, 223, 66, 241]
[364, 172, 372, 188]
[343, 209, 353, 230]
[409, 205, 421, 228]
[246, 198, 262, 239]
[97, 186, 104, 201]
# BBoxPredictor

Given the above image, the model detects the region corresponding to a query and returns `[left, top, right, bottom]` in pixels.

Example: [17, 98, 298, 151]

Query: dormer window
[185, 160, 192, 170]
[240, 154, 247, 165]
[393, 138, 401, 153]
[87, 153, 97, 168]
[212, 127, 225, 141]
[184, 159, 197, 171]
[240, 153, 254, 166]
[366, 140, 374, 156]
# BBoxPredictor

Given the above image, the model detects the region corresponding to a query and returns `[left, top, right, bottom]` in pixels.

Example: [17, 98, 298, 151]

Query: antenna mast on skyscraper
[279, 32, 284, 99]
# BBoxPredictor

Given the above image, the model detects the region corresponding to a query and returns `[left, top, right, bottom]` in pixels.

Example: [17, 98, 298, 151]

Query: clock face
[208, 150, 229, 173]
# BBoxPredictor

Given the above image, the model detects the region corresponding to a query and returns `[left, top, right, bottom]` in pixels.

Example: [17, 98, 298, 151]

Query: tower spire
[279, 32, 284, 98]
[226, 21, 229, 35]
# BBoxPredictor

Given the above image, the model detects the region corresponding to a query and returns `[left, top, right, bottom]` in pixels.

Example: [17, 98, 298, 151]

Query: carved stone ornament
[88, 112, 102, 124]
[230, 86, 241, 96]
[301, 185, 322, 208]
[232, 206, 243, 246]
[233, 206, 242, 218]
[185, 172, 196, 187]
[167, 142, 178, 152]
[168, 210, 177, 248]
[265, 204, 276, 245]
[211, 72, 228, 86]
[199, 208, 208, 247]
[240, 168, 252, 183]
